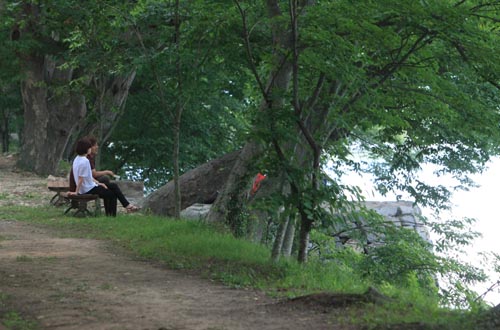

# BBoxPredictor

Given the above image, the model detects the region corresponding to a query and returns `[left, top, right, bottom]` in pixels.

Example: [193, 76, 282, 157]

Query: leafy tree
[0, 0, 136, 175]
[103, 0, 251, 192]
[209, 0, 500, 266]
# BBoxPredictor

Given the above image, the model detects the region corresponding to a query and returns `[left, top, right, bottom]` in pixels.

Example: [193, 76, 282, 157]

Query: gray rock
[180, 203, 212, 220]
[115, 180, 145, 207]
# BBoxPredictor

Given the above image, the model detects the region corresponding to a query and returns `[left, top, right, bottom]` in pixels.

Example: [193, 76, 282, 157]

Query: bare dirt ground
[0, 154, 358, 330]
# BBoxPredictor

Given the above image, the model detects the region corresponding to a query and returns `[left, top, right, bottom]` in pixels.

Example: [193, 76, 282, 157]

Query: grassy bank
[0, 205, 477, 329]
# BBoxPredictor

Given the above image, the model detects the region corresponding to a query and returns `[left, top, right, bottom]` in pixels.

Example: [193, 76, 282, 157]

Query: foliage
[308, 206, 494, 309]
[225, 0, 500, 276]
[98, 0, 252, 189]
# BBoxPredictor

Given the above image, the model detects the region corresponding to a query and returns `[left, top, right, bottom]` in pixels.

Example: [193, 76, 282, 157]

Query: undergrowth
[0, 205, 483, 329]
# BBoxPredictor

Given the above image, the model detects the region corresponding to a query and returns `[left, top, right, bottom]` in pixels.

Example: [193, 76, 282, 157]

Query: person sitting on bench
[69, 136, 140, 213]
[68, 137, 118, 217]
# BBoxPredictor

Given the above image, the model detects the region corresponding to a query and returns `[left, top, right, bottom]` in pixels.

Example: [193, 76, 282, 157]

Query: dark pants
[97, 176, 130, 208]
[87, 185, 117, 217]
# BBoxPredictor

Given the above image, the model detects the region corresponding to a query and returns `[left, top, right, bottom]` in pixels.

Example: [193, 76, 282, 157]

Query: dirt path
[0, 155, 351, 330]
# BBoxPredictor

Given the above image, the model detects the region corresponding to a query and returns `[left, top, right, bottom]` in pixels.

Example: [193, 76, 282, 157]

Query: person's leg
[88, 186, 117, 216]
[97, 175, 111, 184]
[105, 182, 130, 208]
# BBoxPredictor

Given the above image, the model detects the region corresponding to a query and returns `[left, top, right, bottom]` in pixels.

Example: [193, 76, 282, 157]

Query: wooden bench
[64, 194, 101, 217]
[47, 181, 70, 206]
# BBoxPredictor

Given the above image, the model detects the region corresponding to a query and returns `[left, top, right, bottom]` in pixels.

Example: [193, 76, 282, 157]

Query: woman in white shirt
[68, 138, 118, 216]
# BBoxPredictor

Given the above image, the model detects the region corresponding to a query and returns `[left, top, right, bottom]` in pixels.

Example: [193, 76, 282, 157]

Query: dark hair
[75, 138, 92, 156]
[87, 136, 98, 147]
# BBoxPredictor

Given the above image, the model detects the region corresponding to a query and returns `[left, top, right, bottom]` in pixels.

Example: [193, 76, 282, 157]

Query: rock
[177, 200, 431, 251]
[116, 180, 144, 206]
[143, 150, 240, 216]
[180, 203, 212, 220]
[332, 201, 431, 248]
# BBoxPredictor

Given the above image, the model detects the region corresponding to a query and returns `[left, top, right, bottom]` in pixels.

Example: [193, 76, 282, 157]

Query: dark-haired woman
[68, 138, 118, 216]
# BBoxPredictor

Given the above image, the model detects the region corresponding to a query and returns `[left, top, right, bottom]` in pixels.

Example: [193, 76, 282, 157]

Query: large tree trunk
[17, 55, 87, 175]
[206, 141, 263, 223]
[70, 72, 136, 166]
[143, 150, 241, 217]
[93, 73, 136, 146]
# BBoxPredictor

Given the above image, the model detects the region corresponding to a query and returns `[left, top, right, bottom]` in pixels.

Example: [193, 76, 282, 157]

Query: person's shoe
[126, 205, 140, 213]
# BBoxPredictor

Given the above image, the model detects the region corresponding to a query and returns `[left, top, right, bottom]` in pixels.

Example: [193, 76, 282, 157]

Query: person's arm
[94, 177, 108, 189]
[69, 176, 84, 196]
[92, 168, 115, 179]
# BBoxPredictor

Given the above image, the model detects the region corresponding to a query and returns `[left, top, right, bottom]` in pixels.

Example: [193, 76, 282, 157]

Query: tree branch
[233, 1, 267, 98]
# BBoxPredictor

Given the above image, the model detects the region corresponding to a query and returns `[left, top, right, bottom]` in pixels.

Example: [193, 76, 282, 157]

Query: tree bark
[206, 140, 263, 223]
[95, 73, 136, 145]
[0, 108, 9, 153]
[172, 0, 183, 219]
[71, 72, 136, 166]
[17, 55, 87, 175]
[281, 214, 296, 257]
[297, 213, 313, 263]
[271, 215, 289, 262]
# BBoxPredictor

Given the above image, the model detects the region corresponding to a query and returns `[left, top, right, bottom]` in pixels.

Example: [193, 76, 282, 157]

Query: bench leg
[94, 198, 101, 216]
[49, 193, 59, 205]
[65, 199, 99, 217]
[50, 192, 70, 207]
[75, 200, 88, 217]
[64, 200, 78, 215]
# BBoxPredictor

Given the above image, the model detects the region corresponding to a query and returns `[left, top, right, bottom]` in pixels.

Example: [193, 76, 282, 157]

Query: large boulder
[332, 200, 431, 248]
[142, 150, 240, 216]
[178, 200, 431, 249]
[116, 180, 145, 207]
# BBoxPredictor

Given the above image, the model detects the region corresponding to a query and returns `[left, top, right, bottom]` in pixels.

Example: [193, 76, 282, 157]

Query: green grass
[0, 205, 482, 329]
[15, 255, 33, 262]
[0, 293, 38, 330]
[1, 312, 38, 330]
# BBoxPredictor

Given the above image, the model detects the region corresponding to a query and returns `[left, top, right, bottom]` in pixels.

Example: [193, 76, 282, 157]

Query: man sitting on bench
[68, 137, 118, 217]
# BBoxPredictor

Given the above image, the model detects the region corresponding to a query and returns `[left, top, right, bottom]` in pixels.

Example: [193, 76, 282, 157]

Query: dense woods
[1, 0, 499, 317]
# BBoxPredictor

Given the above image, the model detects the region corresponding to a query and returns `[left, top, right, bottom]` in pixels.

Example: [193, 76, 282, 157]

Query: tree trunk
[172, 0, 183, 219]
[0, 108, 9, 153]
[297, 213, 313, 263]
[94, 73, 136, 147]
[281, 213, 296, 257]
[205, 140, 263, 223]
[248, 209, 267, 243]
[17, 55, 87, 175]
[271, 215, 289, 262]
[69, 72, 136, 165]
